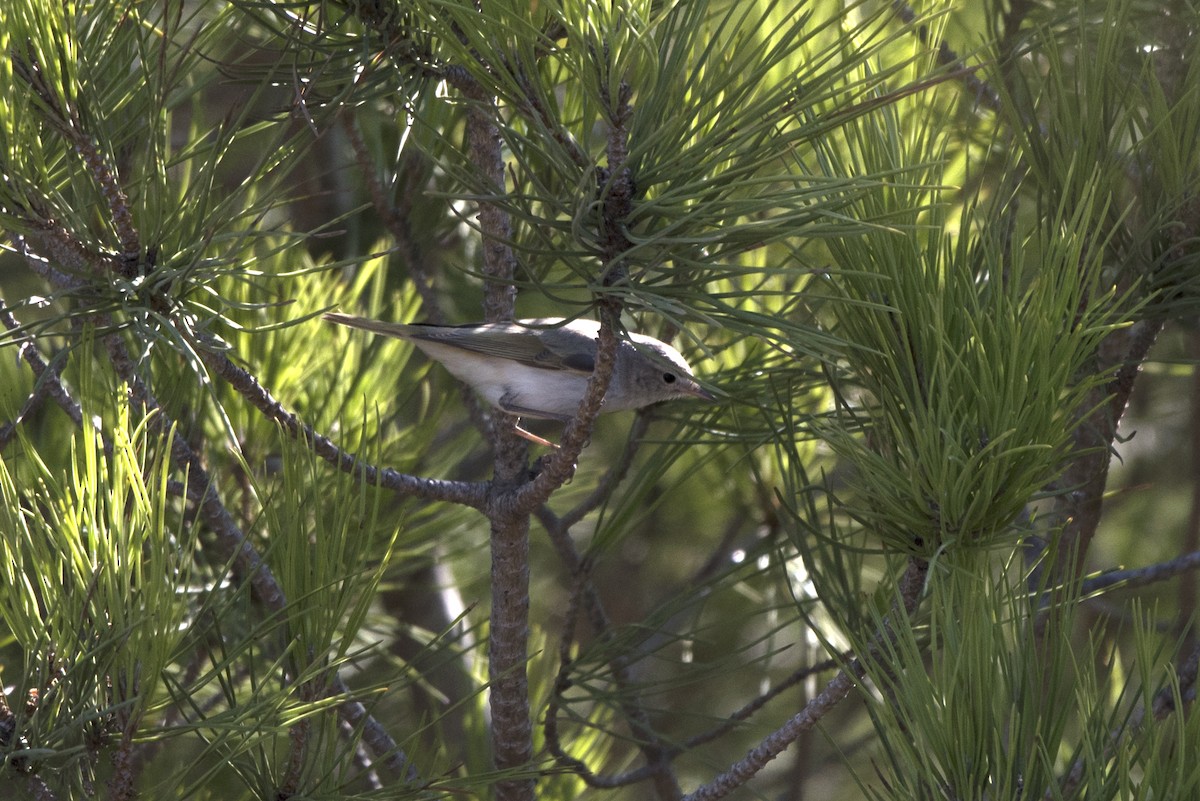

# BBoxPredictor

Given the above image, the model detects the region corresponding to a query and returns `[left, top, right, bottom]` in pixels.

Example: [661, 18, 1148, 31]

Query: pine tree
[2, 1, 1199, 799]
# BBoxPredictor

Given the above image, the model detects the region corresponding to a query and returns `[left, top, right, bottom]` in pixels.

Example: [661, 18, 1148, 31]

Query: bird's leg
[512, 420, 560, 449]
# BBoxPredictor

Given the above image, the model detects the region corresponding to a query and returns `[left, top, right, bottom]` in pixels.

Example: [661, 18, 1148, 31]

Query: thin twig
[512, 63, 591, 170]
[556, 410, 653, 531]
[331, 674, 421, 784]
[535, 77, 690, 797]
[683, 558, 929, 801]
[0, 306, 72, 451]
[507, 73, 639, 516]
[1054, 636, 1200, 799]
[681, 655, 844, 751]
[539, 502, 681, 796]
[544, 562, 593, 775]
[1079, 549, 1200, 599]
[889, 0, 1002, 112]
[534, 410, 658, 773]
[195, 344, 488, 509]
[340, 114, 445, 324]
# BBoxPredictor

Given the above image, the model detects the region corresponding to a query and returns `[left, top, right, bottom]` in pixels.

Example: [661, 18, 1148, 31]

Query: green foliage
[2, 0, 1200, 799]
[859, 569, 1200, 801]
[0, 391, 196, 788]
[862, 556, 1073, 800]
[822, 157, 1121, 552]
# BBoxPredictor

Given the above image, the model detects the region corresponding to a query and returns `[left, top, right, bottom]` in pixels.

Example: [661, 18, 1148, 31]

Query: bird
[323, 313, 714, 445]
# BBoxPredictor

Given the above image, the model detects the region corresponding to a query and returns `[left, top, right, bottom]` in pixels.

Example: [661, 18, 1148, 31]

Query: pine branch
[195, 343, 488, 509]
[1047, 318, 1163, 588]
[684, 558, 929, 801]
[106, 336, 422, 781]
[0, 304, 81, 450]
[539, 410, 652, 533]
[4, 93, 426, 782]
[1079, 549, 1200, 597]
[340, 113, 445, 324]
[540, 485, 683, 798]
[887, 0, 1001, 112]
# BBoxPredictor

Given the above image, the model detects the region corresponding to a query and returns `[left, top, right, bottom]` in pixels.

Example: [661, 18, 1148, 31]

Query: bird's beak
[686, 382, 718, 403]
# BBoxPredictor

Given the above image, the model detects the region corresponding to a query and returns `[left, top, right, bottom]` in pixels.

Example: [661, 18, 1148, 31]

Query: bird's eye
[662, 372, 677, 384]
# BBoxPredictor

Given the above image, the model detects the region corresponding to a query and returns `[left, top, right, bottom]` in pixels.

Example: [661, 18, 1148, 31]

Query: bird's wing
[408, 324, 596, 375]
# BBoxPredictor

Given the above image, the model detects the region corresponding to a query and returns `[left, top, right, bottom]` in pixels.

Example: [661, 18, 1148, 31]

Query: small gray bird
[324, 313, 713, 443]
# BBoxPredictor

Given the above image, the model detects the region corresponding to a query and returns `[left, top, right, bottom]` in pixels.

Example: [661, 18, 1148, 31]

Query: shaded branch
[1080, 549, 1200, 598]
[681, 655, 844, 752]
[0, 304, 81, 451]
[1049, 319, 1163, 585]
[540, 480, 682, 798]
[331, 674, 421, 784]
[683, 558, 929, 801]
[537, 410, 652, 534]
[340, 113, 445, 324]
[888, 0, 1002, 112]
